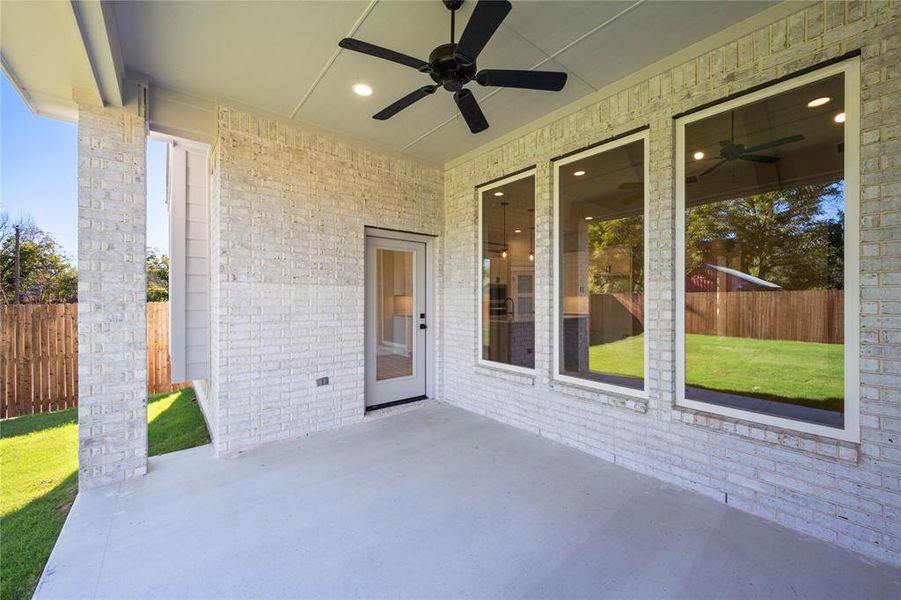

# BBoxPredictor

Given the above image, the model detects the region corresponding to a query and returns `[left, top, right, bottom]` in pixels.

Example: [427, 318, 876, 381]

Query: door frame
[364, 227, 437, 407]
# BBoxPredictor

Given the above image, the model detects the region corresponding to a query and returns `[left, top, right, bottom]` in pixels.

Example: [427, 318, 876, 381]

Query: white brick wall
[442, 1, 901, 565]
[209, 108, 444, 454]
[77, 105, 148, 489]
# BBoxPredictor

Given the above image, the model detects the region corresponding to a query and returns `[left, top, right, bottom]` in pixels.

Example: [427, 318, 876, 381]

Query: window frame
[674, 58, 861, 443]
[476, 168, 538, 376]
[552, 129, 651, 399]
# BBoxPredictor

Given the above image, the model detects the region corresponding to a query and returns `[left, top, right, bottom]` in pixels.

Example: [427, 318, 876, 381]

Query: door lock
[419, 323, 427, 329]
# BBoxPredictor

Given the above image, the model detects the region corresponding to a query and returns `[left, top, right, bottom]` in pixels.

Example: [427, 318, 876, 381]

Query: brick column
[77, 105, 148, 489]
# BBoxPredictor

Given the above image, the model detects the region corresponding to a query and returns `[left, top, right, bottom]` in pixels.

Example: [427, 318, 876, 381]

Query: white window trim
[674, 58, 861, 443]
[476, 169, 538, 376]
[552, 130, 651, 400]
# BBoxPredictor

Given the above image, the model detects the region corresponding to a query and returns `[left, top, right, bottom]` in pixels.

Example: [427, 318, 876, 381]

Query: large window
[676, 61, 859, 440]
[479, 172, 536, 371]
[555, 131, 648, 394]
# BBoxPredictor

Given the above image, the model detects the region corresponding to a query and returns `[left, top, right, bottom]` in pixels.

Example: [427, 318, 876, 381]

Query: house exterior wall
[209, 108, 444, 454]
[77, 105, 148, 489]
[442, 1, 901, 565]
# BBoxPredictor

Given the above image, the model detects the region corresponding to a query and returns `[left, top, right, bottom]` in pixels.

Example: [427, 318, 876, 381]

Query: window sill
[550, 375, 648, 414]
[671, 404, 859, 463]
[475, 361, 536, 385]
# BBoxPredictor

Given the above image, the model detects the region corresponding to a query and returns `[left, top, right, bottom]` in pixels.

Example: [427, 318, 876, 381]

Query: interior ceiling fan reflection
[338, 0, 568, 134]
[698, 111, 805, 177]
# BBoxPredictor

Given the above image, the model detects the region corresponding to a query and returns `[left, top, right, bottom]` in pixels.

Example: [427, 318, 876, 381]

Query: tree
[0, 213, 77, 303]
[146, 249, 169, 301]
[1, 213, 173, 303]
[587, 215, 644, 294]
[685, 182, 843, 290]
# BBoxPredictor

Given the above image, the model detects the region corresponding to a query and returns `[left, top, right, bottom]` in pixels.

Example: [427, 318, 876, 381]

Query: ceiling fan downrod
[445, 0, 463, 43]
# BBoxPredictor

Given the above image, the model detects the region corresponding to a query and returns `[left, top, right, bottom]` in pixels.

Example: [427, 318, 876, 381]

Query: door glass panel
[376, 249, 414, 381]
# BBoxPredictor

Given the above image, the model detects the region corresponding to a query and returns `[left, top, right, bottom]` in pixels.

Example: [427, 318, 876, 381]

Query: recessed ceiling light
[584, 216, 593, 221]
[573, 170, 586, 177]
[807, 97, 830, 107]
[494, 191, 504, 196]
[514, 229, 522, 233]
[834, 112, 846, 123]
[693, 151, 705, 160]
[353, 83, 373, 96]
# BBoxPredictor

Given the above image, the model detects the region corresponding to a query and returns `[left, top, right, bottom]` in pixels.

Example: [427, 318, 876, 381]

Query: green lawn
[0, 387, 209, 600]
[589, 333, 843, 411]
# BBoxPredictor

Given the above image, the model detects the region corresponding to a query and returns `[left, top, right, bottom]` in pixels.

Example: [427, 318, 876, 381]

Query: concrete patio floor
[38, 401, 901, 599]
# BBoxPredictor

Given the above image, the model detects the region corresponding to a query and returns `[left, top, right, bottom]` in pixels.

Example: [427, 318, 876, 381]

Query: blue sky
[1, 73, 170, 263]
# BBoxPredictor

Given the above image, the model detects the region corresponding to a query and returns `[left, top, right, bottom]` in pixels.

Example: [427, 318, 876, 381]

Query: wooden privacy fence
[588, 289, 843, 345]
[685, 289, 843, 344]
[146, 302, 187, 396]
[1, 302, 187, 419]
[1, 304, 77, 417]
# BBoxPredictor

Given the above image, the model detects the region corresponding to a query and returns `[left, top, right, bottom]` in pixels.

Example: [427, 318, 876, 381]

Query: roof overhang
[0, 0, 127, 121]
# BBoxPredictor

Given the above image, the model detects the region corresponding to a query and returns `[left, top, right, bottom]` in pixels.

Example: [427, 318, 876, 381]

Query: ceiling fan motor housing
[428, 43, 477, 92]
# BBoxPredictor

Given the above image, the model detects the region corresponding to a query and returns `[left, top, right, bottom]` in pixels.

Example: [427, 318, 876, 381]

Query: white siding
[169, 141, 210, 382]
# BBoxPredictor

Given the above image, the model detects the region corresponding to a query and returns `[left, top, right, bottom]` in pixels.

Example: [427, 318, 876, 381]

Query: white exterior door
[365, 235, 427, 408]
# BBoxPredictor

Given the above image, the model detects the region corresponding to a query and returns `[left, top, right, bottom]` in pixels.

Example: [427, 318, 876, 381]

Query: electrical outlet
[316, 377, 329, 387]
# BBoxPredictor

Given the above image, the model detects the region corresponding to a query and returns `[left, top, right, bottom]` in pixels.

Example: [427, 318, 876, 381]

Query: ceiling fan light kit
[338, 0, 568, 134]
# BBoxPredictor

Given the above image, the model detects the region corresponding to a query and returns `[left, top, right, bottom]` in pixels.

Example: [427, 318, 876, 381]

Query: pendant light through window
[501, 201, 509, 258]
[528, 208, 534, 262]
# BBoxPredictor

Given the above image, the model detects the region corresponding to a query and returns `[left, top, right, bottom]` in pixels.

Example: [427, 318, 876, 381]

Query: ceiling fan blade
[743, 134, 805, 154]
[373, 86, 437, 121]
[740, 154, 780, 164]
[454, 89, 489, 133]
[454, 0, 512, 64]
[700, 159, 727, 177]
[339, 38, 428, 71]
[476, 69, 567, 91]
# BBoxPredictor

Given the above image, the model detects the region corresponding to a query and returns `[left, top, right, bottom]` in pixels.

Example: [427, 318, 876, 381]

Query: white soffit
[554, 1, 774, 89]
[114, 0, 371, 117]
[114, 0, 780, 164]
[0, 0, 101, 119]
[6, 1, 791, 163]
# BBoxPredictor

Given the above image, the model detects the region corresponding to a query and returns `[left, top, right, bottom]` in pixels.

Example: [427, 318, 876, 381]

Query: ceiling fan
[338, 0, 568, 134]
[698, 111, 805, 176]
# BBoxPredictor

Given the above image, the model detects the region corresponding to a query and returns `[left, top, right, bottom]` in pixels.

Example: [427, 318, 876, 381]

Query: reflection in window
[682, 72, 847, 427]
[481, 175, 535, 368]
[559, 139, 645, 390]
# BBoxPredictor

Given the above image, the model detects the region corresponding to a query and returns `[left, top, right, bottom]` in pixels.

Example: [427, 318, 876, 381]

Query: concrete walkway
[38, 401, 901, 599]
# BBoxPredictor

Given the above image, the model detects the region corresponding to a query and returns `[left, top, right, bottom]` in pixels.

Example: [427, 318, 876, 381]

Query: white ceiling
[8, 0, 782, 165]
